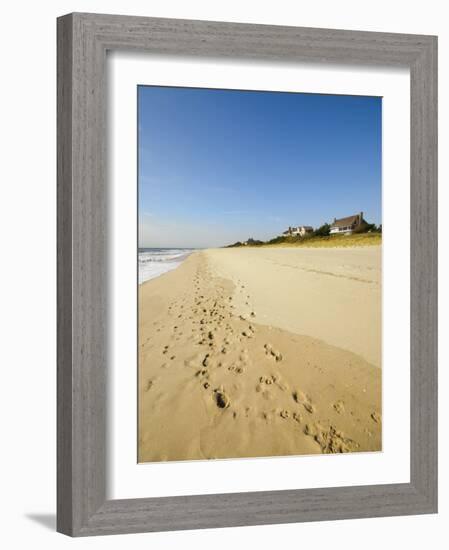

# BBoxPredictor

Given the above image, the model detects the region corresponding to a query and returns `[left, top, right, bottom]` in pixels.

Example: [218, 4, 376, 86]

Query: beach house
[298, 225, 314, 236]
[330, 212, 365, 235]
[282, 225, 314, 237]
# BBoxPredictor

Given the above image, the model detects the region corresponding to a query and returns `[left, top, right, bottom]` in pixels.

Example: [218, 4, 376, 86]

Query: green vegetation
[353, 222, 382, 234]
[264, 232, 381, 248]
[226, 221, 382, 249]
[312, 223, 331, 237]
[226, 237, 264, 248]
[226, 231, 381, 249]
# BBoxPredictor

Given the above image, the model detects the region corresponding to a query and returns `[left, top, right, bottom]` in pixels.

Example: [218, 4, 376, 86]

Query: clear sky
[138, 86, 381, 248]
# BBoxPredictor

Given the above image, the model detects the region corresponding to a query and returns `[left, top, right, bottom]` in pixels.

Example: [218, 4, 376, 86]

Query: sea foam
[138, 248, 194, 284]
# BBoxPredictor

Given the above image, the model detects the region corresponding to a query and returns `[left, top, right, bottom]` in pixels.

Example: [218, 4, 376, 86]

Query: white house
[282, 225, 314, 237]
[298, 225, 313, 237]
[330, 212, 365, 235]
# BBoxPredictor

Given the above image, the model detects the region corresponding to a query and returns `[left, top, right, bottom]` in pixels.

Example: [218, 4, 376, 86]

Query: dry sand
[138, 247, 381, 462]
[207, 247, 382, 367]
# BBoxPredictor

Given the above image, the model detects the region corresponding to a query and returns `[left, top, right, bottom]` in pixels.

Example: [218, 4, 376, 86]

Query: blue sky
[138, 86, 381, 248]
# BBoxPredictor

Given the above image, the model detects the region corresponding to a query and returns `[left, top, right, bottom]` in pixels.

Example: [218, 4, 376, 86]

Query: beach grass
[260, 232, 382, 248]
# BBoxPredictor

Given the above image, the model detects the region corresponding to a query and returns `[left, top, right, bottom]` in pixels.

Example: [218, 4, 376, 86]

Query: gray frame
[57, 12, 438, 537]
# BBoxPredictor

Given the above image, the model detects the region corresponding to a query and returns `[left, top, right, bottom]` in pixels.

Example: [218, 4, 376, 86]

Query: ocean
[138, 248, 195, 284]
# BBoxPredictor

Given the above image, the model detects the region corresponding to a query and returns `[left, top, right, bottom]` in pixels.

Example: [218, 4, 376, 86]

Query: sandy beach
[138, 247, 381, 462]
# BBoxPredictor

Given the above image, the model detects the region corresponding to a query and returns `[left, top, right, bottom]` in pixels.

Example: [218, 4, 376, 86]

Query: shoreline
[138, 248, 195, 284]
[138, 248, 381, 462]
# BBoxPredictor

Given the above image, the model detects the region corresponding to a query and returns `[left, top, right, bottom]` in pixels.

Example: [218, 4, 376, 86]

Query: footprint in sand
[195, 368, 209, 378]
[259, 375, 283, 390]
[303, 402, 315, 414]
[304, 423, 359, 453]
[292, 389, 305, 403]
[241, 324, 255, 339]
[262, 390, 273, 401]
[333, 400, 345, 414]
[213, 389, 230, 409]
[304, 423, 319, 437]
[280, 410, 290, 419]
[371, 411, 381, 424]
[144, 379, 154, 392]
[274, 377, 288, 391]
[264, 343, 282, 361]
[292, 390, 316, 414]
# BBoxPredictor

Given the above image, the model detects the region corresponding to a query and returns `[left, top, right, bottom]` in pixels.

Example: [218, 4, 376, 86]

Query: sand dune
[207, 247, 381, 368]
[138, 248, 381, 462]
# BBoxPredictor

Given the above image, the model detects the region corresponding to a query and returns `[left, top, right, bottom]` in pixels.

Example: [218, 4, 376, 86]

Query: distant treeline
[227, 238, 265, 248]
[226, 222, 382, 248]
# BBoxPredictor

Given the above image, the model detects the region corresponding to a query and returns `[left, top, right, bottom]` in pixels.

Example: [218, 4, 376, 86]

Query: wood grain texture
[57, 12, 438, 536]
[57, 13, 74, 536]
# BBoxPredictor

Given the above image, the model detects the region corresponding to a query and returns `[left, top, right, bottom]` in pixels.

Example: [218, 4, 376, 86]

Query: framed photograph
[57, 13, 437, 536]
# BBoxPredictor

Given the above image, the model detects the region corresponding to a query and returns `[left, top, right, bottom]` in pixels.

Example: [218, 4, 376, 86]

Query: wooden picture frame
[57, 12, 438, 536]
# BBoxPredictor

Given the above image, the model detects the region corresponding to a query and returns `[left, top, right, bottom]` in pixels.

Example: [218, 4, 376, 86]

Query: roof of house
[331, 214, 360, 228]
[300, 226, 313, 230]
